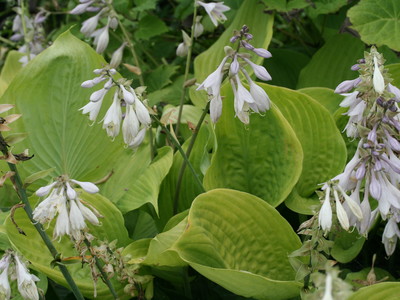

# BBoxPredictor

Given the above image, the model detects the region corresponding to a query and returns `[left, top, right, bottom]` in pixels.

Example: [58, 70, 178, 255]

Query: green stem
[19, 0, 31, 61]
[0, 135, 85, 300]
[173, 101, 209, 214]
[175, 0, 198, 139]
[0, 36, 16, 47]
[151, 115, 205, 193]
[83, 238, 119, 299]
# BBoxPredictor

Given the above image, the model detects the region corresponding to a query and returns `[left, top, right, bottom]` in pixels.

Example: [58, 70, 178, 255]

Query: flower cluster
[70, 0, 121, 55]
[0, 250, 39, 300]
[197, 25, 272, 124]
[317, 47, 400, 256]
[196, 1, 230, 27]
[10, 8, 48, 66]
[80, 66, 151, 148]
[33, 175, 101, 240]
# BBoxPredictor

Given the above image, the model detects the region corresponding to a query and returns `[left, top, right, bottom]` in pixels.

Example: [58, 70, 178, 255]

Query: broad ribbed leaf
[348, 282, 400, 300]
[0, 30, 130, 191]
[298, 87, 343, 114]
[306, 0, 347, 18]
[101, 146, 173, 214]
[260, 0, 309, 12]
[387, 63, 400, 86]
[203, 85, 303, 207]
[256, 84, 346, 214]
[348, 0, 400, 51]
[0, 50, 23, 97]
[262, 84, 346, 208]
[190, 0, 274, 106]
[297, 34, 364, 89]
[5, 193, 131, 299]
[173, 189, 302, 300]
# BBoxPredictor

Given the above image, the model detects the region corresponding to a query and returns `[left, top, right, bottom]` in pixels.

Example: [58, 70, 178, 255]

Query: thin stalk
[173, 101, 209, 214]
[175, 0, 198, 139]
[151, 115, 205, 193]
[83, 238, 119, 299]
[19, 0, 31, 61]
[0, 36, 16, 47]
[0, 134, 85, 300]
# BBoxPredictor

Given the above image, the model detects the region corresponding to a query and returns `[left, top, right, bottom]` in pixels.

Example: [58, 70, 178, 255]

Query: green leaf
[387, 63, 400, 87]
[144, 65, 179, 92]
[173, 189, 302, 300]
[204, 84, 303, 207]
[259, 84, 346, 214]
[135, 15, 169, 41]
[348, 0, 400, 51]
[190, 0, 274, 106]
[1, 30, 130, 191]
[261, 0, 309, 12]
[266, 48, 310, 89]
[306, 0, 347, 18]
[5, 193, 131, 299]
[102, 146, 173, 214]
[297, 34, 364, 89]
[158, 124, 212, 228]
[0, 50, 24, 97]
[298, 87, 343, 114]
[348, 282, 400, 300]
[147, 75, 184, 106]
[133, 0, 157, 12]
[331, 230, 365, 263]
[23, 168, 55, 188]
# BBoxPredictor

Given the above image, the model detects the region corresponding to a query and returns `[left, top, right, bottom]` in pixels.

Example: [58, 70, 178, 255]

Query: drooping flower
[15, 255, 39, 300]
[196, 1, 230, 27]
[33, 175, 101, 240]
[102, 92, 122, 138]
[373, 56, 385, 94]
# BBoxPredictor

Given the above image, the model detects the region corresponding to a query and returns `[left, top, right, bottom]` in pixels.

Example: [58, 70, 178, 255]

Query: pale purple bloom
[122, 104, 140, 145]
[334, 78, 361, 94]
[120, 85, 135, 105]
[80, 13, 101, 36]
[79, 98, 104, 122]
[110, 43, 127, 68]
[387, 83, 400, 101]
[70, 1, 94, 14]
[252, 48, 272, 58]
[242, 57, 272, 81]
[102, 92, 122, 138]
[319, 187, 332, 232]
[382, 216, 400, 256]
[89, 88, 108, 102]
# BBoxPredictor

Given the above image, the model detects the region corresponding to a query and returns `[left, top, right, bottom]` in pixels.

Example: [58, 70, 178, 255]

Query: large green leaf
[348, 282, 400, 300]
[331, 230, 365, 263]
[257, 84, 346, 214]
[306, 0, 347, 18]
[173, 189, 303, 300]
[0, 30, 130, 190]
[298, 87, 343, 114]
[260, 84, 346, 212]
[0, 50, 24, 97]
[348, 0, 400, 51]
[101, 145, 173, 214]
[203, 85, 303, 207]
[5, 193, 131, 299]
[387, 63, 400, 87]
[260, 0, 309, 12]
[297, 34, 364, 89]
[190, 0, 274, 106]
[266, 48, 310, 89]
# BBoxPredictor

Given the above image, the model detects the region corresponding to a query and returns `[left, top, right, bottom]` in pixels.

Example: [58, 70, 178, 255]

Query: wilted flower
[0, 104, 21, 132]
[33, 175, 101, 239]
[0, 250, 39, 300]
[197, 1, 230, 27]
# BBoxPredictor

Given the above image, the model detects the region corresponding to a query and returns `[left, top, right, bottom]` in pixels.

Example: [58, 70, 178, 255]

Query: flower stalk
[175, 0, 198, 139]
[0, 133, 85, 300]
[173, 101, 210, 214]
